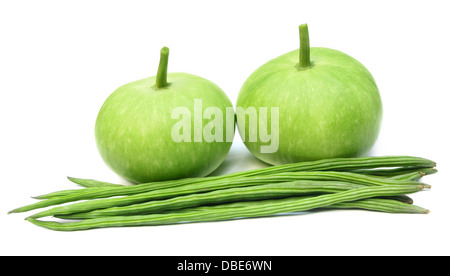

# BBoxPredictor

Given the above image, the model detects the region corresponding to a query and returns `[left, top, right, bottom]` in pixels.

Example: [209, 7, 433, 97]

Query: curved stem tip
[155, 46, 169, 89]
[298, 24, 311, 70]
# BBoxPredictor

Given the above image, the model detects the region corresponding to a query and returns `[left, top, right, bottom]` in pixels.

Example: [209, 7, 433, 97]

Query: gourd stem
[298, 24, 311, 70]
[155, 47, 169, 89]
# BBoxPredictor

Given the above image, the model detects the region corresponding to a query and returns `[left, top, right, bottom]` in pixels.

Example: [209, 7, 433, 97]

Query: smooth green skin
[237, 47, 383, 165]
[95, 73, 233, 183]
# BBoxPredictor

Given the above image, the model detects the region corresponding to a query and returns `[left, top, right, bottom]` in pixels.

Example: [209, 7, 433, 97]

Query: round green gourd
[236, 24, 383, 165]
[95, 47, 233, 183]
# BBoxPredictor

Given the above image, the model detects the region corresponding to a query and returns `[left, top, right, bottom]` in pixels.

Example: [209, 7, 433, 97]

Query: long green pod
[37, 168, 402, 201]
[67, 177, 124, 188]
[350, 167, 437, 177]
[378, 195, 413, 204]
[174, 197, 427, 214]
[36, 170, 426, 200]
[58, 166, 433, 196]
[390, 168, 437, 181]
[56, 196, 425, 220]
[325, 198, 429, 213]
[26, 184, 429, 231]
[157, 196, 426, 215]
[390, 171, 424, 181]
[32, 179, 119, 199]
[10, 171, 422, 214]
[67, 156, 435, 187]
[47, 181, 366, 219]
[34, 156, 435, 200]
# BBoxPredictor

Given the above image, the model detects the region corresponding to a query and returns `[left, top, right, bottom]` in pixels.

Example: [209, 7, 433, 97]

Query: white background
[1, 0, 449, 256]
